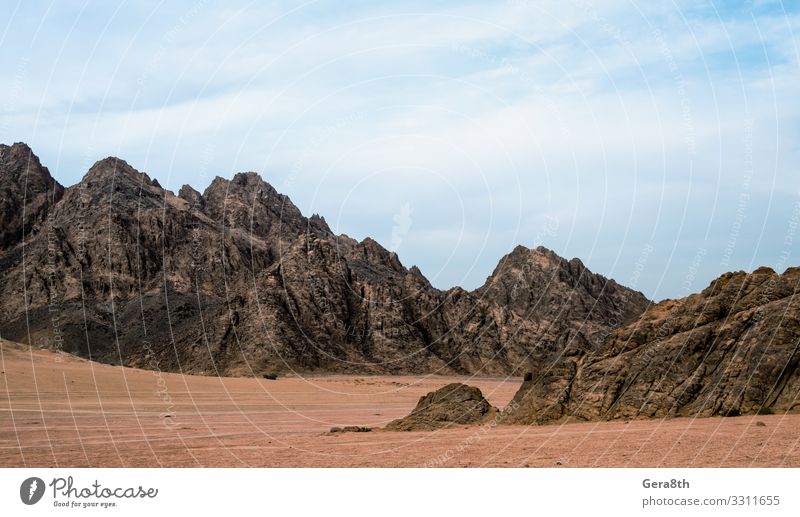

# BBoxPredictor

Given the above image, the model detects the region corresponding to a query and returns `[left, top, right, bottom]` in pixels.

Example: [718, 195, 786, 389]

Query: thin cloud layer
[0, 0, 797, 299]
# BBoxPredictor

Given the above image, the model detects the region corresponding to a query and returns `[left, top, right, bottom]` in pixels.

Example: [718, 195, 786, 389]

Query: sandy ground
[1, 340, 798, 468]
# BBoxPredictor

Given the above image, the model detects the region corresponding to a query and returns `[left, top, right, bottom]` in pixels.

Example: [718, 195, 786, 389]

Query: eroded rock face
[0, 143, 649, 376]
[386, 383, 497, 431]
[503, 267, 800, 424]
[0, 143, 64, 248]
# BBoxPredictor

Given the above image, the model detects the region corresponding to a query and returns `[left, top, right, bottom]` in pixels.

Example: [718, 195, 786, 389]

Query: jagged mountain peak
[84, 156, 141, 176]
[0, 142, 64, 248]
[353, 237, 405, 273]
[198, 171, 316, 242]
[203, 171, 276, 196]
[308, 213, 332, 235]
[178, 184, 202, 206]
[203, 172, 286, 203]
[490, 245, 640, 295]
[1, 141, 29, 149]
[698, 266, 780, 301]
[71, 156, 172, 213]
[231, 171, 274, 188]
[1, 141, 55, 182]
[476, 243, 650, 337]
[1, 141, 36, 160]
[496, 245, 573, 271]
[483, 245, 603, 289]
[83, 156, 153, 183]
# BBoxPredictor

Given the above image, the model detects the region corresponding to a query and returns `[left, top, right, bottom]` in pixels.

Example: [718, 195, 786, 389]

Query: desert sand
[1, 340, 797, 467]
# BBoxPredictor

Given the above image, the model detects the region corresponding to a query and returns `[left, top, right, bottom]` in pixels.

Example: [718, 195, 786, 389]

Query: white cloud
[1, 0, 797, 298]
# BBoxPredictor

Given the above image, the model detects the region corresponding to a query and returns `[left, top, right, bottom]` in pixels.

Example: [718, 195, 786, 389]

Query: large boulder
[386, 383, 498, 431]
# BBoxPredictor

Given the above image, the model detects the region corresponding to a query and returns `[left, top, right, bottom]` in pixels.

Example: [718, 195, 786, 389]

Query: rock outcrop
[386, 383, 497, 431]
[503, 267, 800, 423]
[0, 143, 64, 248]
[0, 143, 649, 376]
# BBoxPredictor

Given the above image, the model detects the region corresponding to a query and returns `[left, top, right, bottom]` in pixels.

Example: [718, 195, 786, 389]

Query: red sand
[1, 340, 797, 467]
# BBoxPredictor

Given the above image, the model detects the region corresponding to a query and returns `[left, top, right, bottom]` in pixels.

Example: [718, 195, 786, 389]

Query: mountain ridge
[2, 142, 797, 422]
[6, 143, 651, 297]
[0, 142, 649, 377]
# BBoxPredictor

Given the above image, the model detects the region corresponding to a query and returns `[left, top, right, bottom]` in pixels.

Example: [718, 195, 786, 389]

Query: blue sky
[1, 0, 798, 300]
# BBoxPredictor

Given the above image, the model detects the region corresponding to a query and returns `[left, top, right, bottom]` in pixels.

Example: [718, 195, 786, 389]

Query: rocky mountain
[0, 142, 649, 377]
[0, 143, 64, 248]
[504, 266, 800, 423]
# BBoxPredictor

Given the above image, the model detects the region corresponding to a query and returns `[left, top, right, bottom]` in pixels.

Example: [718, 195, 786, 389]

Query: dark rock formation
[0, 143, 648, 377]
[329, 426, 372, 434]
[386, 383, 497, 431]
[503, 267, 800, 423]
[0, 143, 64, 248]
